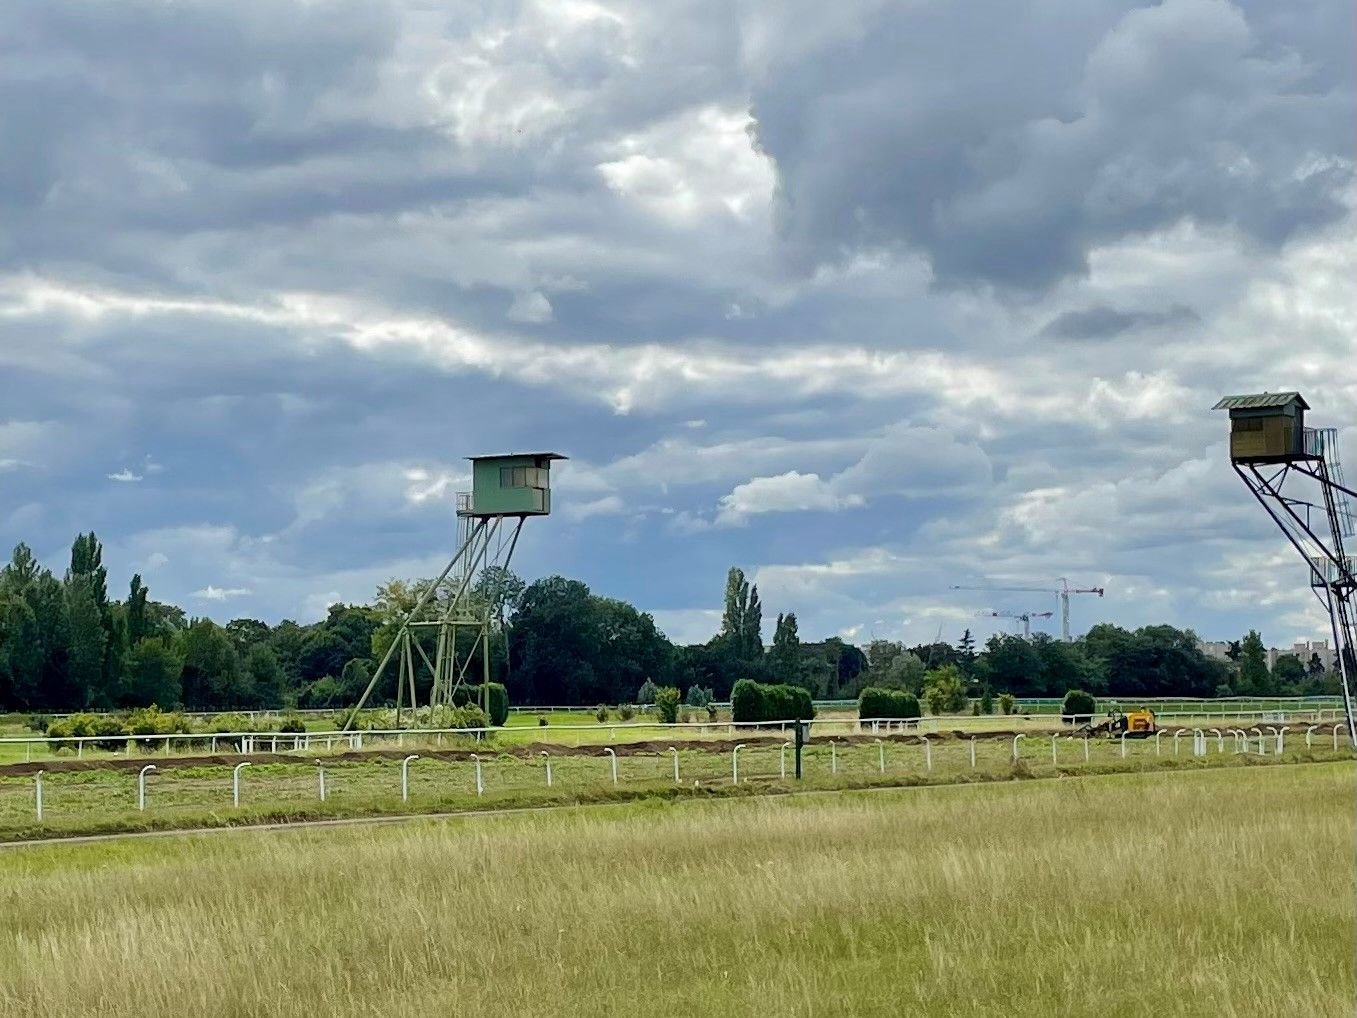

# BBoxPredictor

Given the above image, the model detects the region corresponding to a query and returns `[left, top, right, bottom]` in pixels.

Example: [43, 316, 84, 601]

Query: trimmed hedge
[1062, 689, 1097, 724]
[858, 687, 922, 721]
[730, 679, 815, 723]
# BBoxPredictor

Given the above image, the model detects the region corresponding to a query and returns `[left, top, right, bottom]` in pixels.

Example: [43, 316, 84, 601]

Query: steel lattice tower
[1214, 394, 1357, 745]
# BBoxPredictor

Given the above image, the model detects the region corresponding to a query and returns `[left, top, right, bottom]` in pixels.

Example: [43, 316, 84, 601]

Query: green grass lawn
[0, 764, 1350, 1017]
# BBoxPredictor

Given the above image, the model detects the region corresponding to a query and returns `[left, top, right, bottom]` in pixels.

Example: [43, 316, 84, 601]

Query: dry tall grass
[0, 764, 1351, 1017]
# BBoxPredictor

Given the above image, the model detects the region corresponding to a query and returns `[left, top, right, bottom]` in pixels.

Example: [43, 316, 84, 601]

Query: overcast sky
[2, 0, 1354, 648]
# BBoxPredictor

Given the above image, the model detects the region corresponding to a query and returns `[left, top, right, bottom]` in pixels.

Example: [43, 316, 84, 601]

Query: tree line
[0, 538, 1343, 713]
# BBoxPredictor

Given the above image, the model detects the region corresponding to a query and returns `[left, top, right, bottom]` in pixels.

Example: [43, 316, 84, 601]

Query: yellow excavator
[1076, 707, 1156, 739]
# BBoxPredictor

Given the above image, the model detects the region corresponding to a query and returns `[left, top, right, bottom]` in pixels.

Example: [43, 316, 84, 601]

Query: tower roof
[1212, 392, 1309, 411]
[465, 452, 568, 462]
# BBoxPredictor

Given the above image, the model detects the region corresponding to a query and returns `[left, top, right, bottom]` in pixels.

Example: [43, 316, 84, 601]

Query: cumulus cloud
[0, 0, 1350, 652]
[193, 585, 254, 601]
[710, 427, 992, 526]
[750, 0, 1354, 290]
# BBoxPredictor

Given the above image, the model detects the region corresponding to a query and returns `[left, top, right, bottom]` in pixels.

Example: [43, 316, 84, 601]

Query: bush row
[730, 680, 815, 723]
[46, 707, 312, 751]
[857, 688, 922, 721]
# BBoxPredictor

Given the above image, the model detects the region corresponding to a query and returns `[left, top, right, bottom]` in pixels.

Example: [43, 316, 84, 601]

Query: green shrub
[594, 705, 609, 723]
[1062, 689, 1097, 724]
[537, 715, 548, 727]
[208, 712, 256, 733]
[618, 704, 636, 722]
[731, 680, 762, 722]
[66, 714, 97, 738]
[277, 714, 307, 734]
[706, 703, 718, 722]
[971, 700, 981, 716]
[25, 714, 49, 733]
[655, 687, 682, 724]
[482, 683, 509, 727]
[636, 679, 659, 705]
[731, 680, 814, 723]
[980, 688, 995, 715]
[923, 665, 968, 715]
[448, 704, 490, 731]
[451, 684, 510, 726]
[685, 684, 713, 708]
[45, 718, 73, 752]
[998, 692, 1016, 716]
[858, 688, 921, 721]
[91, 714, 128, 751]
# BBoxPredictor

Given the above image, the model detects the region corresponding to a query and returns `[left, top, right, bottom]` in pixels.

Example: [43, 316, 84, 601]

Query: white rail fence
[11, 724, 1351, 825]
[3, 706, 1352, 762]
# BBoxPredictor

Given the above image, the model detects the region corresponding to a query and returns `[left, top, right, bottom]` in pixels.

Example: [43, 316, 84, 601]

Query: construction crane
[977, 609, 1053, 639]
[951, 578, 1105, 641]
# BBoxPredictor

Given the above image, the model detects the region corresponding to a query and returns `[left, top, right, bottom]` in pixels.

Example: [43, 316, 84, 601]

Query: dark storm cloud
[749, 0, 1355, 292]
[1039, 303, 1201, 340]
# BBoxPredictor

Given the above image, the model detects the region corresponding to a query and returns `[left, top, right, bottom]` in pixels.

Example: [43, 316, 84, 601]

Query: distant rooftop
[465, 452, 568, 461]
[1212, 392, 1309, 411]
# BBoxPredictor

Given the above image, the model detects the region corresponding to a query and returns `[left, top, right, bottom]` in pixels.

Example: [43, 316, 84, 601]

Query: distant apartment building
[1196, 638, 1335, 673]
[1268, 640, 1335, 673]
[1198, 641, 1233, 664]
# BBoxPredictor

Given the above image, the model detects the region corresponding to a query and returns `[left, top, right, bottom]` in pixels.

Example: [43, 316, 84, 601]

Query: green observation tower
[345, 453, 565, 728]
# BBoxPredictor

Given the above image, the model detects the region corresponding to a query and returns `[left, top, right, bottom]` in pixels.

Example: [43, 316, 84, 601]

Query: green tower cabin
[460, 452, 566, 517]
[1211, 392, 1310, 463]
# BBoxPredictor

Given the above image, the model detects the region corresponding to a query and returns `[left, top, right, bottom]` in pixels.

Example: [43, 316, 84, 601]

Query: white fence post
[1154, 730, 1162, 756]
[1305, 725, 1318, 749]
[316, 760, 326, 802]
[470, 754, 484, 797]
[923, 736, 932, 771]
[138, 764, 156, 811]
[876, 739, 885, 774]
[541, 751, 553, 787]
[603, 747, 618, 786]
[1250, 728, 1264, 754]
[830, 740, 838, 775]
[1273, 727, 1286, 754]
[233, 761, 252, 807]
[34, 770, 43, 822]
[1051, 734, 1059, 765]
[670, 747, 680, 784]
[1120, 732, 1127, 758]
[1173, 730, 1186, 756]
[1193, 729, 1204, 757]
[1335, 724, 1343, 751]
[1012, 733, 1026, 763]
[969, 736, 977, 769]
[400, 754, 419, 802]
[780, 742, 791, 780]
[732, 744, 747, 784]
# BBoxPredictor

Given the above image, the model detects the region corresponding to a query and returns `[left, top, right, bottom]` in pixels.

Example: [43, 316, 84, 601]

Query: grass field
[0, 763, 1350, 1017]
